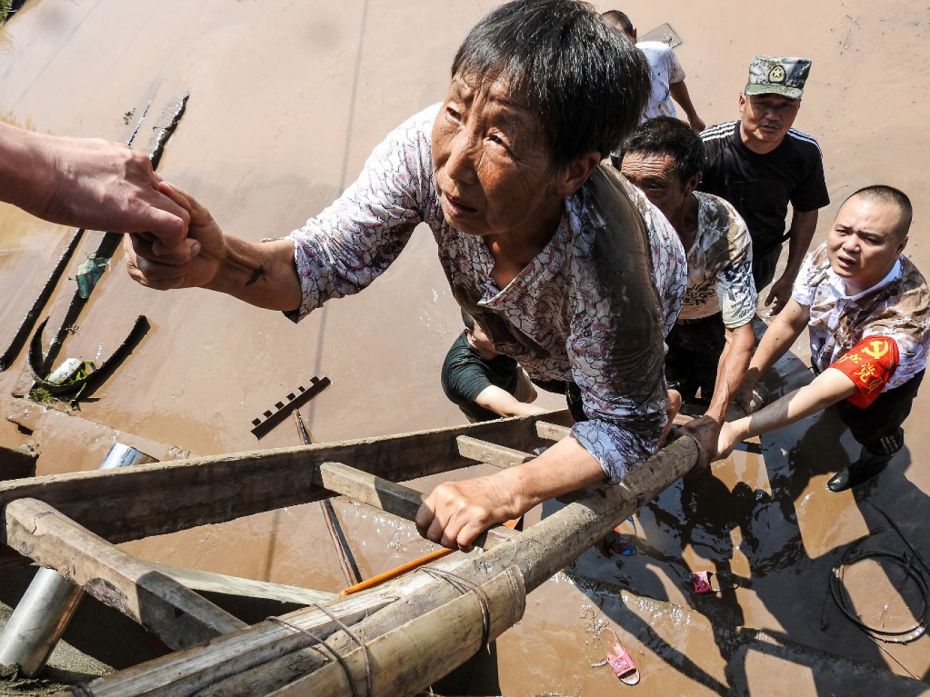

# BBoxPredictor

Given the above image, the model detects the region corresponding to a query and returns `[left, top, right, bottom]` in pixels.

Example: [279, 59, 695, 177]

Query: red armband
[830, 336, 900, 408]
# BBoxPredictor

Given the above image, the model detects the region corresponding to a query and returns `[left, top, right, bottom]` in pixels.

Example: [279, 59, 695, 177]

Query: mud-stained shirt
[285, 104, 687, 482]
[678, 192, 756, 327]
[793, 243, 930, 391]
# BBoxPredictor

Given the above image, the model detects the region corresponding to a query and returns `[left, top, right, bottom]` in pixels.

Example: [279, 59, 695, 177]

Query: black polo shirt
[700, 121, 829, 259]
[441, 332, 520, 422]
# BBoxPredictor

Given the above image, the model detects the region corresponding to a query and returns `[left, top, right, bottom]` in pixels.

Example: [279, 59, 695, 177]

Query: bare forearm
[497, 435, 606, 514]
[669, 81, 704, 130]
[207, 237, 302, 311]
[729, 368, 857, 442]
[0, 122, 52, 213]
[743, 302, 808, 390]
[782, 209, 818, 280]
[706, 325, 755, 422]
[475, 385, 547, 418]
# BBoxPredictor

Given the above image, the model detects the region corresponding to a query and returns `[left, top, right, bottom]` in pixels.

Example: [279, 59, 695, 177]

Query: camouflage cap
[744, 55, 811, 99]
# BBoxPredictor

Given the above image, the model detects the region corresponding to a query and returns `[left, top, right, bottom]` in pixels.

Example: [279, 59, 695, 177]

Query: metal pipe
[0, 442, 155, 676]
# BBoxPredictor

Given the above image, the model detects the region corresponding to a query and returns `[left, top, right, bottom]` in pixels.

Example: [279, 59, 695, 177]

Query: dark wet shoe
[827, 455, 890, 492]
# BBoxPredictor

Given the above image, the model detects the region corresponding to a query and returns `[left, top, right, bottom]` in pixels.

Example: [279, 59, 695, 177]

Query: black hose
[829, 546, 929, 643]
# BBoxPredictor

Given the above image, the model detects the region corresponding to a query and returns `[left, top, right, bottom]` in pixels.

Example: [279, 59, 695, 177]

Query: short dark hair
[601, 10, 634, 36]
[846, 185, 913, 238]
[622, 117, 704, 184]
[451, 0, 650, 168]
[461, 309, 475, 332]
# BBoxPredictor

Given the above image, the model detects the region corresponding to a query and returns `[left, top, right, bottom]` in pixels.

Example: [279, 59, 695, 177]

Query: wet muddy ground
[2, 0, 930, 694]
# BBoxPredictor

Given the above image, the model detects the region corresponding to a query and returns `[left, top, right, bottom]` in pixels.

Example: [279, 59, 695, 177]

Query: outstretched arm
[669, 81, 705, 132]
[765, 208, 818, 315]
[124, 183, 301, 311]
[705, 322, 756, 423]
[0, 121, 188, 245]
[718, 368, 857, 457]
[733, 298, 809, 412]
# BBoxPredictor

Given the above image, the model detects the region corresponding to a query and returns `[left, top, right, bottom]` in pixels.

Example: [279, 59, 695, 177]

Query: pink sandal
[600, 628, 640, 686]
[691, 570, 740, 594]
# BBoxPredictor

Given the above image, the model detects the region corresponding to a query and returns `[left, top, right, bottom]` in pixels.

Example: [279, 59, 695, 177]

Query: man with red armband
[717, 185, 929, 491]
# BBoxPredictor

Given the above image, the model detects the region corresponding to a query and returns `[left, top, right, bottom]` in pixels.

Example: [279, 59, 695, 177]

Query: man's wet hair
[622, 117, 704, 184]
[451, 0, 649, 169]
[847, 185, 913, 238]
[601, 10, 634, 36]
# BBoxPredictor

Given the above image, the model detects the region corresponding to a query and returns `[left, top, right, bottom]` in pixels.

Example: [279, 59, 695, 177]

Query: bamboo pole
[269, 566, 525, 697]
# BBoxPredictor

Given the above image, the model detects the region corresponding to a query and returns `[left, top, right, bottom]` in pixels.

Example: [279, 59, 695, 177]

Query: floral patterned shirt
[286, 104, 687, 481]
[679, 192, 756, 327]
[793, 242, 930, 390]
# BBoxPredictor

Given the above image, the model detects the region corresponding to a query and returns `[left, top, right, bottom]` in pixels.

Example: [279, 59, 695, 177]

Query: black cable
[829, 547, 929, 643]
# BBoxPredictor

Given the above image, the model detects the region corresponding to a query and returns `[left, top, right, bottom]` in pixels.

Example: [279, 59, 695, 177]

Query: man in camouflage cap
[700, 55, 828, 315]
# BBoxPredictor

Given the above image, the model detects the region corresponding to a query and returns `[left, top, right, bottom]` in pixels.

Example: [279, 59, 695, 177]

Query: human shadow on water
[564, 353, 928, 693]
[559, 473, 752, 695]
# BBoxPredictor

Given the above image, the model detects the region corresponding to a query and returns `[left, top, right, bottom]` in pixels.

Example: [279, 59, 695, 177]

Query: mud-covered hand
[764, 275, 794, 315]
[415, 472, 522, 551]
[125, 182, 225, 290]
[679, 415, 720, 475]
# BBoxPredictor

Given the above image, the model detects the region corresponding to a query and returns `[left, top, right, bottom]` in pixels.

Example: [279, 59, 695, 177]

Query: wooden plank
[316, 461, 422, 521]
[265, 566, 526, 697]
[75, 437, 698, 697]
[0, 411, 571, 566]
[316, 462, 519, 546]
[456, 435, 534, 468]
[4, 396, 191, 461]
[535, 421, 571, 441]
[71, 594, 395, 697]
[149, 562, 336, 606]
[4, 498, 245, 650]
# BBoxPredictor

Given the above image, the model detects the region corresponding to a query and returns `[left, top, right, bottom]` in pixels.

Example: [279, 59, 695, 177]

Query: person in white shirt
[601, 10, 705, 133]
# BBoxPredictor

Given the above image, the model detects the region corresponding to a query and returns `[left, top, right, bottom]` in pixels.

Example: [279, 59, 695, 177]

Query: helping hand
[43, 135, 190, 244]
[716, 421, 741, 460]
[124, 182, 225, 290]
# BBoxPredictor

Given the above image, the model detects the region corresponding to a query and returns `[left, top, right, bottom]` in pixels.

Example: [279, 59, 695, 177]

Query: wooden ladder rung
[456, 436, 535, 468]
[150, 562, 337, 606]
[315, 462, 519, 547]
[3, 498, 245, 650]
[535, 421, 571, 442]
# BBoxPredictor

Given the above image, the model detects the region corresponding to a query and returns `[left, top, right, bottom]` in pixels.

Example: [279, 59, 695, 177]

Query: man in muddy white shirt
[718, 186, 929, 491]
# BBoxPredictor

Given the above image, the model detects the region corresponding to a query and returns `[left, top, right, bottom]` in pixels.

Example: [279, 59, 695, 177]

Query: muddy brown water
[2, 1, 930, 694]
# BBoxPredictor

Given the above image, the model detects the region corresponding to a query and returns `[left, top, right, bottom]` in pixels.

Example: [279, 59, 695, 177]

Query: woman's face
[431, 74, 564, 238]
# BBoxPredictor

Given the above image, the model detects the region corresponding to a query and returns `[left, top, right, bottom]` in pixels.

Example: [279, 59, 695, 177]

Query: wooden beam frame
[74, 436, 698, 696]
[149, 562, 336, 606]
[315, 462, 519, 546]
[0, 411, 572, 567]
[4, 498, 245, 649]
[456, 436, 534, 468]
[535, 421, 571, 442]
